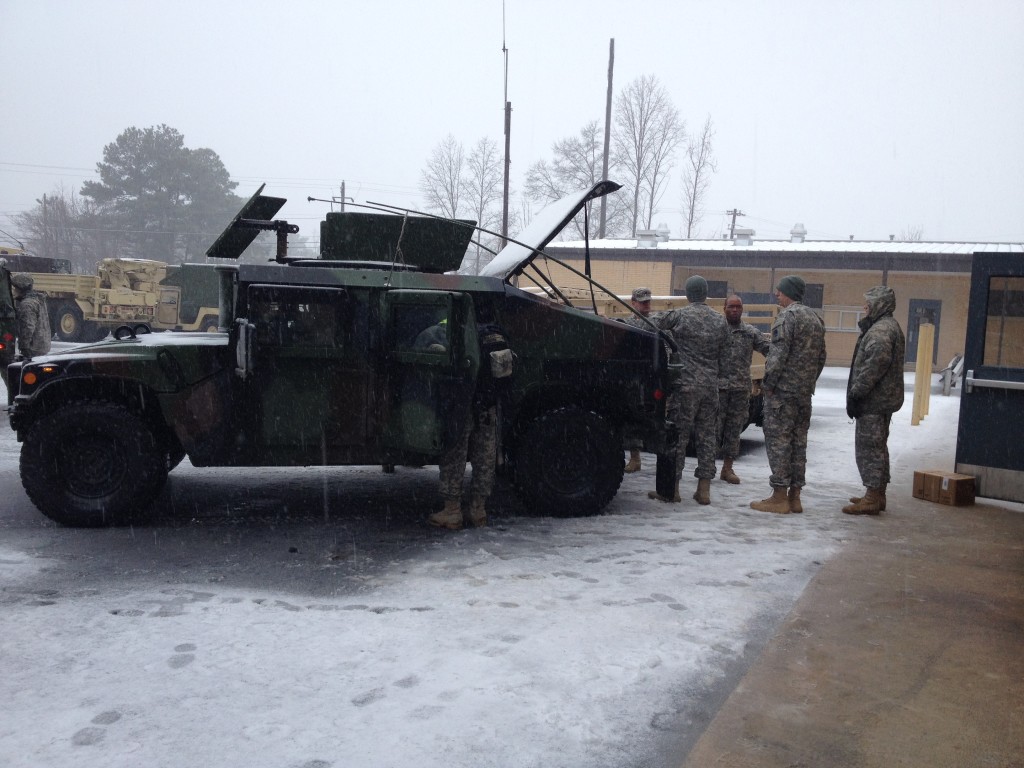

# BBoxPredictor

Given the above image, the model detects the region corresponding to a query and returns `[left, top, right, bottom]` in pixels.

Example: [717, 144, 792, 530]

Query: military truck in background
[27, 258, 221, 342]
[6, 181, 680, 527]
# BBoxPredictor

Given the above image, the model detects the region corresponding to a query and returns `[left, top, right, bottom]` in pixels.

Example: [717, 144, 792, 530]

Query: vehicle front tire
[513, 406, 623, 517]
[20, 403, 168, 526]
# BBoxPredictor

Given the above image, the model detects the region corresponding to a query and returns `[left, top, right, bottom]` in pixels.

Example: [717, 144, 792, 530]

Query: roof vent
[790, 223, 807, 243]
[636, 228, 668, 248]
[733, 227, 755, 246]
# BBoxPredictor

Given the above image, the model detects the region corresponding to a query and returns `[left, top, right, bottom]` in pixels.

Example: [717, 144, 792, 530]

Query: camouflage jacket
[652, 302, 729, 389]
[763, 302, 826, 398]
[719, 322, 770, 390]
[15, 290, 52, 358]
[847, 286, 906, 416]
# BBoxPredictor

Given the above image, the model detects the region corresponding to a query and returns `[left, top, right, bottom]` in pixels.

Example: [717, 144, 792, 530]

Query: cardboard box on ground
[913, 470, 976, 507]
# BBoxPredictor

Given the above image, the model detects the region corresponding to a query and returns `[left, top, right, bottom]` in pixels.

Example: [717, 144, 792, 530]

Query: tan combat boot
[624, 450, 642, 473]
[788, 486, 803, 513]
[428, 498, 464, 530]
[468, 496, 488, 527]
[693, 478, 711, 505]
[848, 485, 887, 511]
[648, 479, 681, 503]
[843, 487, 883, 515]
[750, 486, 791, 514]
[719, 458, 740, 484]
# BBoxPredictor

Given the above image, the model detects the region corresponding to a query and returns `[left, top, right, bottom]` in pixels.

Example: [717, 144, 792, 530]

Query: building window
[824, 306, 864, 332]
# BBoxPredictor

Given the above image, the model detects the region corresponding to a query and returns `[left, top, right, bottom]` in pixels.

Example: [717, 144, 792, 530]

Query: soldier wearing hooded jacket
[843, 286, 906, 515]
[11, 274, 51, 359]
[750, 275, 826, 514]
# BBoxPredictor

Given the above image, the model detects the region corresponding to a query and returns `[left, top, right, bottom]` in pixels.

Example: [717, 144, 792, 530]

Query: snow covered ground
[0, 368, 965, 768]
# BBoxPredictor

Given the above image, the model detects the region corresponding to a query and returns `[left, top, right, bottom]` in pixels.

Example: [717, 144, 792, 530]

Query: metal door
[906, 299, 941, 364]
[955, 252, 1024, 502]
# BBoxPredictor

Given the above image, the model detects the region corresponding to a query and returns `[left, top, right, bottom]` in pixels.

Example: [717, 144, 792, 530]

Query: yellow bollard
[911, 322, 935, 425]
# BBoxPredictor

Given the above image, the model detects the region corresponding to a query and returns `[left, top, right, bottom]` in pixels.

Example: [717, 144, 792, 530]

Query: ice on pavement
[0, 369, 963, 768]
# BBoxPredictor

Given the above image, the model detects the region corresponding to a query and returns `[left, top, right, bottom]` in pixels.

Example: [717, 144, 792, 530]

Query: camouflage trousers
[717, 387, 750, 460]
[669, 383, 719, 480]
[855, 413, 892, 488]
[438, 405, 497, 501]
[762, 393, 812, 488]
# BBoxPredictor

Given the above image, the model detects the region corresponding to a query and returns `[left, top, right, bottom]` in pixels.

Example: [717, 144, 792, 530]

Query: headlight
[19, 364, 62, 395]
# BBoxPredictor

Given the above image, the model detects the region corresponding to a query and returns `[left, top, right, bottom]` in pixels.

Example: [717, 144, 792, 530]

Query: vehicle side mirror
[235, 318, 256, 379]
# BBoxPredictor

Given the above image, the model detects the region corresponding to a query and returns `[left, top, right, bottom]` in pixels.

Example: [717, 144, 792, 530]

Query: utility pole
[334, 181, 354, 212]
[598, 38, 614, 238]
[726, 209, 745, 239]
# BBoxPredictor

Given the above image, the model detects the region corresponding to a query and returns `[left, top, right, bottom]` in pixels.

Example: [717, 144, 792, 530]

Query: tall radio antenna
[501, 0, 512, 247]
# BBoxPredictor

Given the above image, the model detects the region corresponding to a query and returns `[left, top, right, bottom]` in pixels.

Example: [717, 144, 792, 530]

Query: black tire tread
[513, 406, 623, 517]
[20, 402, 168, 526]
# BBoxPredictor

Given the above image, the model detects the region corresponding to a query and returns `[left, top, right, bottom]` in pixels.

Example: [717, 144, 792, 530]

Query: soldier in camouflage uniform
[750, 275, 826, 514]
[11, 274, 51, 359]
[623, 287, 653, 473]
[843, 285, 905, 515]
[650, 275, 729, 505]
[427, 315, 511, 531]
[717, 295, 770, 484]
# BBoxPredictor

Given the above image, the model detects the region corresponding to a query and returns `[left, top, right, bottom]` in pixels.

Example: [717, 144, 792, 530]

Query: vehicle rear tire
[20, 402, 168, 526]
[81, 321, 109, 342]
[199, 315, 219, 332]
[513, 406, 623, 517]
[52, 301, 85, 342]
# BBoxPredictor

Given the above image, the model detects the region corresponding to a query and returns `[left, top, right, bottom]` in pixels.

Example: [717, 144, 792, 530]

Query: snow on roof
[552, 239, 1024, 255]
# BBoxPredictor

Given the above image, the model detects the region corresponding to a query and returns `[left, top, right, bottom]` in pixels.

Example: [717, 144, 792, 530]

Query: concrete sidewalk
[680, 491, 1024, 768]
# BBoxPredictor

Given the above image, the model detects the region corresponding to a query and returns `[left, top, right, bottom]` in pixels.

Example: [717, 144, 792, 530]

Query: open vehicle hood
[479, 181, 621, 280]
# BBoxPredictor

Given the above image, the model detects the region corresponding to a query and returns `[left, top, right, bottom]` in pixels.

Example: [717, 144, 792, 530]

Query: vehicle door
[955, 252, 1024, 502]
[0, 264, 15, 384]
[156, 287, 181, 326]
[382, 290, 479, 456]
[246, 283, 372, 459]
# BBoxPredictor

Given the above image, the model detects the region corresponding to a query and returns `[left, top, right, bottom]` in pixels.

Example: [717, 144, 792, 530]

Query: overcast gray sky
[2, 0, 1022, 245]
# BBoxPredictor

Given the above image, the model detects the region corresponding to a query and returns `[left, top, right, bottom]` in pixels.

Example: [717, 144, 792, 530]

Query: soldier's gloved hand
[846, 397, 864, 419]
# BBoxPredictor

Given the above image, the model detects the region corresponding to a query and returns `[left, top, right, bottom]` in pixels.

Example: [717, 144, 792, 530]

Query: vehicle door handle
[964, 369, 1024, 393]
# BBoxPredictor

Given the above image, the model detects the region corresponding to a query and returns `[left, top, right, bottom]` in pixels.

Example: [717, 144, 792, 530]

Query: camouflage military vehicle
[5, 181, 678, 526]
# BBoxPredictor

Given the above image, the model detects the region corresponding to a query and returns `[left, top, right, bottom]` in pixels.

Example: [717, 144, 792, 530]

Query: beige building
[542, 232, 1023, 371]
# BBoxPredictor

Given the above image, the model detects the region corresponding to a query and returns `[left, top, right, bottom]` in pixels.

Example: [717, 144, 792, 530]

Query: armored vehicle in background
[6, 182, 678, 526]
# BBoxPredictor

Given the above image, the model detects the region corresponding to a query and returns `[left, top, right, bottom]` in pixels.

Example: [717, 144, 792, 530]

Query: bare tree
[681, 115, 717, 238]
[420, 134, 465, 218]
[463, 137, 504, 273]
[14, 184, 119, 272]
[612, 75, 684, 236]
[899, 225, 924, 241]
[524, 121, 629, 239]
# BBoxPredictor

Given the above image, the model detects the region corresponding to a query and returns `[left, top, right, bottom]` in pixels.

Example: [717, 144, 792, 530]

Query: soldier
[11, 274, 51, 359]
[717, 295, 770, 484]
[750, 275, 826, 514]
[650, 275, 729, 505]
[427, 313, 512, 531]
[843, 286, 906, 515]
[623, 286, 653, 473]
